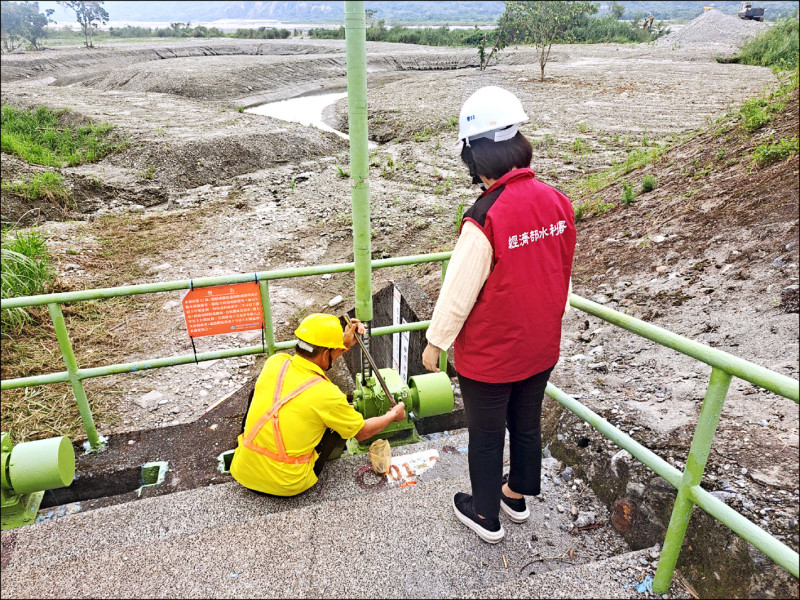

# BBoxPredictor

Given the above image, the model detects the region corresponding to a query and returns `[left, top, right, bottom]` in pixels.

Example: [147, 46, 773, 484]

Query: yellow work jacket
[230, 353, 364, 496]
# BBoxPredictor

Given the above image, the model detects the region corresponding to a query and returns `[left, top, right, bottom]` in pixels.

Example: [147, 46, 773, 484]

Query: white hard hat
[457, 86, 529, 146]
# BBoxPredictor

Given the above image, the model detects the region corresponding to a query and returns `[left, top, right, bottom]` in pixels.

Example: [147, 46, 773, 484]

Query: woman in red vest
[422, 86, 576, 543]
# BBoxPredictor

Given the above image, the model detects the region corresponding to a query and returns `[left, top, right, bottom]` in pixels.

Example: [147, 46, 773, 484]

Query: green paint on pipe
[345, 0, 373, 322]
[1, 252, 452, 310]
[3, 434, 75, 495]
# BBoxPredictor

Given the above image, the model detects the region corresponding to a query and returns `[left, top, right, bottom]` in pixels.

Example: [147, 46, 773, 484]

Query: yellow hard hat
[295, 313, 347, 350]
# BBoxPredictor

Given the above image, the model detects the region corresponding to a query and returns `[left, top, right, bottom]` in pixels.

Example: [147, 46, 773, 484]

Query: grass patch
[454, 199, 467, 233]
[573, 198, 615, 223]
[1, 228, 54, 332]
[412, 127, 436, 142]
[568, 144, 667, 198]
[572, 137, 591, 155]
[738, 69, 798, 132]
[0, 303, 128, 443]
[1, 105, 127, 167]
[739, 96, 783, 131]
[752, 136, 799, 167]
[138, 165, 156, 180]
[1, 210, 205, 443]
[1, 171, 72, 207]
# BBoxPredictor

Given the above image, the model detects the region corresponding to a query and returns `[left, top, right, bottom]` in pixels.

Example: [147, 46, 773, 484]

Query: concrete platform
[1, 430, 685, 599]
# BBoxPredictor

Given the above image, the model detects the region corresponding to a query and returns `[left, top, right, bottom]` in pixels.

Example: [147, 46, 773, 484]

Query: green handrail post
[257, 279, 276, 355]
[345, 0, 373, 323]
[654, 367, 732, 594]
[47, 302, 103, 451]
[438, 258, 449, 373]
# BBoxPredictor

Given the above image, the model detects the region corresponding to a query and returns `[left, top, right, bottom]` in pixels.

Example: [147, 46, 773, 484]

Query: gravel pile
[655, 8, 769, 48]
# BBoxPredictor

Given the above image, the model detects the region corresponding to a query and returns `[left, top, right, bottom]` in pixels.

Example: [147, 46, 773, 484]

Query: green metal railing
[2, 255, 798, 594]
[1, 252, 451, 450]
[561, 295, 799, 593]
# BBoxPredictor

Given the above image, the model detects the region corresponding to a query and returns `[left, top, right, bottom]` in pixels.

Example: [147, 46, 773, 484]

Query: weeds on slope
[1, 171, 72, 209]
[720, 16, 799, 71]
[1, 227, 54, 332]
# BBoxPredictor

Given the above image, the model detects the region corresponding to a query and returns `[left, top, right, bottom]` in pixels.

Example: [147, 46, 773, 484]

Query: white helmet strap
[464, 123, 519, 147]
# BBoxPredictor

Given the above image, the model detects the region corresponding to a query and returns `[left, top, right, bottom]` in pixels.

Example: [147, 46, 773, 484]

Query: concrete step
[5, 430, 472, 569]
[2, 429, 664, 599]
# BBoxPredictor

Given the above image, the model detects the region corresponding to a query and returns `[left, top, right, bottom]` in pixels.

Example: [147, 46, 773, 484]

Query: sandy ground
[1, 37, 797, 594]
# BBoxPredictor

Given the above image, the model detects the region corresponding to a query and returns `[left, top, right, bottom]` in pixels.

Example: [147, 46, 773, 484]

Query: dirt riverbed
[1, 36, 797, 597]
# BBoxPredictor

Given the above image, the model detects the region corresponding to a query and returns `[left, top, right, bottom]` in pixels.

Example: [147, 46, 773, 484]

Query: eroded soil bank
[1, 37, 797, 598]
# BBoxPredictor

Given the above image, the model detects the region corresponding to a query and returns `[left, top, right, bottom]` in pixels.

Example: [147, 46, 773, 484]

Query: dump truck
[738, 1, 765, 21]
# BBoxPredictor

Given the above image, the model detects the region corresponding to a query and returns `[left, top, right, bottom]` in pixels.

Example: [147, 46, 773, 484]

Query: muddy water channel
[246, 91, 350, 139]
[246, 90, 380, 148]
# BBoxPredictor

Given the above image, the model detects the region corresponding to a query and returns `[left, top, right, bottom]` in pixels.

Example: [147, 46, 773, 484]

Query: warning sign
[182, 282, 264, 338]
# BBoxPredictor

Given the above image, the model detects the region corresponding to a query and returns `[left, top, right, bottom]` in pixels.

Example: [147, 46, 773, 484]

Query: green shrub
[727, 17, 799, 71]
[1, 228, 54, 332]
[641, 174, 658, 193]
[1, 105, 124, 167]
[621, 181, 636, 205]
[752, 136, 799, 167]
[232, 27, 291, 39]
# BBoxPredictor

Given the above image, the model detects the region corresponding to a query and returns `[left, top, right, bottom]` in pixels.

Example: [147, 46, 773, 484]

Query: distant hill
[37, 0, 799, 25]
[39, 1, 505, 25]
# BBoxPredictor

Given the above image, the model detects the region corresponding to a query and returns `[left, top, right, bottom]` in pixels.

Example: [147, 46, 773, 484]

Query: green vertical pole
[438, 259, 449, 373]
[258, 279, 276, 355]
[345, 0, 372, 323]
[47, 302, 102, 451]
[653, 367, 732, 594]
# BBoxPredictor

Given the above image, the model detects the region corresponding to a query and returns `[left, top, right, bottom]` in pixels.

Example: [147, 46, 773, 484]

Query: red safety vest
[242, 357, 324, 465]
[455, 168, 576, 383]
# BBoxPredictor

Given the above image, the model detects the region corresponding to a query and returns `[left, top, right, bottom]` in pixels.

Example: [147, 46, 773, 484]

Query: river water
[247, 91, 375, 146]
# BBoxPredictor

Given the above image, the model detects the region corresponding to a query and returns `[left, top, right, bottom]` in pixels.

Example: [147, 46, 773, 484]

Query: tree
[503, 1, 598, 82]
[1, 1, 54, 51]
[477, 11, 510, 71]
[609, 1, 625, 20]
[1, 1, 23, 51]
[57, 1, 108, 48]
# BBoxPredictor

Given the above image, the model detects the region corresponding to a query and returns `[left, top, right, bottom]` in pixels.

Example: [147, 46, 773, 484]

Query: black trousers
[313, 428, 347, 477]
[458, 366, 553, 518]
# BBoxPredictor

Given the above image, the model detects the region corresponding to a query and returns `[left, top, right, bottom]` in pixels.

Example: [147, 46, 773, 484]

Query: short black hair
[461, 132, 532, 181]
[295, 341, 327, 360]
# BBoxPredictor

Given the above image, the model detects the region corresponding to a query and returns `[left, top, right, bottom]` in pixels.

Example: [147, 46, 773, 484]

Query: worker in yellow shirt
[230, 313, 406, 496]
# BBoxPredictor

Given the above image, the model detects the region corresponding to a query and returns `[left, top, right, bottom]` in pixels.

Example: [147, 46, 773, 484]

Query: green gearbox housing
[1, 432, 75, 531]
[346, 368, 454, 455]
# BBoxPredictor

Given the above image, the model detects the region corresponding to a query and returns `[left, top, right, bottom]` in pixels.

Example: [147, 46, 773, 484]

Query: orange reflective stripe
[243, 359, 291, 448]
[270, 376, 324, 458]
[242, 357, 324, 465]
[241, 439, 315, 464]
[273, 360, 290, 405]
